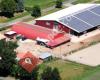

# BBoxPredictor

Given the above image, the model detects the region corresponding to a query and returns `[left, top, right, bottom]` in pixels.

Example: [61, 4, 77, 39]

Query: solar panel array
[59, 5, 100, 33]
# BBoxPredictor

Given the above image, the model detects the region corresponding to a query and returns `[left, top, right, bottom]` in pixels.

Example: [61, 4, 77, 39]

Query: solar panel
[59, 16, 92, 32]
[90, 6, 100, 15]
[59, 5, 100, 33]
[75, 11, 100, 26]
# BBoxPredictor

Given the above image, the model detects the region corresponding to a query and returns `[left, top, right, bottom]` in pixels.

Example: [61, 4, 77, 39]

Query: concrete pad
[71, 29, 100, 43]
[66, 43, 100, 66]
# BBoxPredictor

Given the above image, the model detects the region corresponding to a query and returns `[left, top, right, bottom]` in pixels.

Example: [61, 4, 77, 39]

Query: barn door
[53, 21, 59, 31]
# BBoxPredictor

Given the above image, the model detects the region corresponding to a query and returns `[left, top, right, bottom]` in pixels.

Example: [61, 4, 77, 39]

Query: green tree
[41, 66, 61, 80]
[15, 0, 24, 12]
[31, 5, 41, 17]
[11, 65, 38, 80]
[55, 0, 63, 8]
[52, 68, 61, 80]
[0, 39, 18, 76]
[41, 66, 52, 80]
[0, 0, 16, 17]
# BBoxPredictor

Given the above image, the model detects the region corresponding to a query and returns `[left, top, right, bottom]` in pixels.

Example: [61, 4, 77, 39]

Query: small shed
[16, 52, 40, 73]
[39, 52, 52, 61]
[4, 31, 17, 39]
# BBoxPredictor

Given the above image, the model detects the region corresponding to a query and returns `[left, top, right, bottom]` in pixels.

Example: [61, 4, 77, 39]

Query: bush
[31, 5, 41, 17]
[55, 0, 63, 8]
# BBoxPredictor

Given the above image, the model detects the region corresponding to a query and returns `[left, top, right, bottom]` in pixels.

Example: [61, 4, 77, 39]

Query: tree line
[0, 0, 63, 18]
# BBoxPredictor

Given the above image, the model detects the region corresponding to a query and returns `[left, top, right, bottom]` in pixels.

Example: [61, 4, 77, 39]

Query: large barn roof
[36, 4, 100, 33]
[36, 4, 98, 21]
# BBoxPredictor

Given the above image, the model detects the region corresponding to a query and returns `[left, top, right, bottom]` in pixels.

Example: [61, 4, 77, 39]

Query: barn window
[46, 22, 50, 26]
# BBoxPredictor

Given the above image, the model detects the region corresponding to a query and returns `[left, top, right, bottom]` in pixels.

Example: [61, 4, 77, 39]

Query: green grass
[95, 0, 100, 3]
[6, 12, 29, 22]
[0, 12, 29, 23]
[24, 0, 67, 9]
[82, 70, 100, 80]
[38, 59, 99, 80]
[24, 0, 55, 9]
[72, 0, 93, 4]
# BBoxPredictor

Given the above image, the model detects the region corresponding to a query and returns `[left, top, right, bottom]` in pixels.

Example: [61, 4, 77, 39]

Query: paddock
[66, 43, 100, 66]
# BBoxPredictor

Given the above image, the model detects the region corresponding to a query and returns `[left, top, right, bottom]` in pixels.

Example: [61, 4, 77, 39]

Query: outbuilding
[17, 52, 40, 73]
[39, 52, 52, 61]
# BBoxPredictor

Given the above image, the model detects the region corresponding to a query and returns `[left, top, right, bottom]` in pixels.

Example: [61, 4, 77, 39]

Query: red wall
[35, 20, 70, 33]
[58, 22, 70, 33]
[35, 20, 54, 29]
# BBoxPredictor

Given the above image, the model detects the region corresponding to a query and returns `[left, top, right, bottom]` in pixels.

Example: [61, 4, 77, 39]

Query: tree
[31, 5, 41, 17]
[41, 66, 61, 80]
[0, 0, 16, 17]
[0, 39, 18, 76]
[11, 65, 39, 80]
[41, 66, 52, 80]
[15, 0, 24, 12]
[52, 68, 61, 80]
[55, 0, 63, 8]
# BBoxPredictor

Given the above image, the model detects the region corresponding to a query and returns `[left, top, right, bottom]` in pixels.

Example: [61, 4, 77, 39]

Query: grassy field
[24, 0, 55, 8]
[24, 0, 66, 9]
[95, 0, 100, 3]
[38, 59, 100, 80]
[82, 70, 100, 80]
[0, 12, 29, 23]
[72, 0, 93, 4]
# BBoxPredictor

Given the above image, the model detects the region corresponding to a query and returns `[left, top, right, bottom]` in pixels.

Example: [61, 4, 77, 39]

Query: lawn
[82, 70, 100, 80]
[39, 59, 99, 80]
[24, 0, 66, 9]
[0, 12, 29, 23]
[24, 0, 55, 8]
[72, 0, 93, 4]
[95, 0, 100, 3]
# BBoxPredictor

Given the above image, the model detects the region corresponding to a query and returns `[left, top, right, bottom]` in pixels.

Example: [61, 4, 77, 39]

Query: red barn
[35, 4, 100, 36]
[12, 22, 70, 48]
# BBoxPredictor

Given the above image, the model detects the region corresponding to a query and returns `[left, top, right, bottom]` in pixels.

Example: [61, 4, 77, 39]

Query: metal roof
[59, 5, 100, 33]
[36, 4, 98, 21]
[39, 52, 52, 59]
[36, 4, 100, 33]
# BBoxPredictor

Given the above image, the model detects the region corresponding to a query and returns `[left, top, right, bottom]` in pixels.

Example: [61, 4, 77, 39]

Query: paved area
[71, 29, 100, 43]
[66, 43, 100, 66]
[0, 76, 15, 80]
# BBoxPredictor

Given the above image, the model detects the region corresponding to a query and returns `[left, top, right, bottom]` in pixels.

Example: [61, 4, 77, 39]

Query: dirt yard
[16, 29, 100, 58]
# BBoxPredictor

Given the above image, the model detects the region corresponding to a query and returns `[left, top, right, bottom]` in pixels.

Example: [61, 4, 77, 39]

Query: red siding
[58, 23, 70, 33]
[35, 20, 70, 33]
[35, 20, 53, 29]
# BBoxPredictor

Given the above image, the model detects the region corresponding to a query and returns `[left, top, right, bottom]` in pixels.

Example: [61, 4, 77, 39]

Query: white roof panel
[36, 4, 98, 21]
